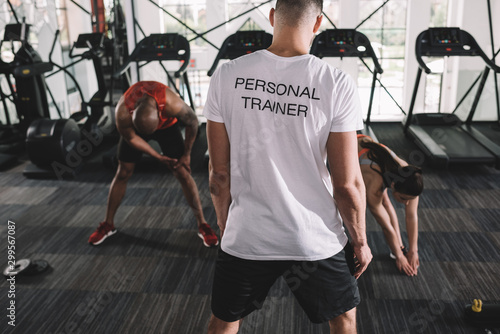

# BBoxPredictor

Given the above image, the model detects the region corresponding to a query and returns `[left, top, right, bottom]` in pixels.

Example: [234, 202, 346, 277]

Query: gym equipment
[3, 259, 30, 277]
[102, 33, 195, 169]
[2, 23, 54, 129]
[404, 28, 500, 168]
[0, 22, 54, 170]
[464, 299, 500, 329]
[310, 29, 383, 141]
[459, 0, 500, 156]
[207, 30, 273, 76]
[24, 32, 115, 179]
[3, 258, 49, 277]
[25, 118, 81, 167]
[204, 30, 273, 160]
[115, 33, 194, 109]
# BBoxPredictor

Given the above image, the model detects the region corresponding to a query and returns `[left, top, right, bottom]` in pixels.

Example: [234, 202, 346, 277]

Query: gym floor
[0, 122, 499, 334]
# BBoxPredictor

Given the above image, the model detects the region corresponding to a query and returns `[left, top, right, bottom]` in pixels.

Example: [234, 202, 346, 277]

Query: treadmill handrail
[115, 33, 191, 79]
[415, 29, 500, 74]
[207, 36, 232, 77]
[48, 30, 60, 64]
[207, 30, 273, 77]
[310, 29, 383, 74]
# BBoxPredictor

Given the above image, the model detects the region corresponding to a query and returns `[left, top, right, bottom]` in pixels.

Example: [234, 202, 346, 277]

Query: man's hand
[352, 243, 372, 279]
[173, 154, 191, 173]
[158, 155, 178, 168]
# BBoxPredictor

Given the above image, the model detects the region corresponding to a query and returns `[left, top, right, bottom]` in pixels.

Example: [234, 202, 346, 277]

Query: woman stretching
[358, 134, 423, 276]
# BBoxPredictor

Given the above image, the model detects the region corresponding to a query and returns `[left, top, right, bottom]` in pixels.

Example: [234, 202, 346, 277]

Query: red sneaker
[88, 222, 117, 245]
[197, 224, 219, 247]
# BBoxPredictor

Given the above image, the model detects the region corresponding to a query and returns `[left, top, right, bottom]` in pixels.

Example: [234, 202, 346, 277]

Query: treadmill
[205, 30, 273, 159]
[403, 27, 500, 169]
[116, 33, 194, 109]
[310, 29, 383, 142]
[461, 62, 500, 158]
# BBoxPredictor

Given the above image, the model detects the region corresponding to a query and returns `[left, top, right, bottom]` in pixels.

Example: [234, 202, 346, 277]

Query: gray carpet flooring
[1, 123, 499, 334]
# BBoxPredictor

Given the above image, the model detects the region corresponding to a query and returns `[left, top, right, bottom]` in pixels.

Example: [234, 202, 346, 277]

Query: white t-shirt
[204, 50, 363, 261]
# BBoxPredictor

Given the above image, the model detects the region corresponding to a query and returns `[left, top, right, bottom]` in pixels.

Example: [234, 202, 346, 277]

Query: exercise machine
[207, 30, 273, 76]
[404, 28, 500, 169]
[310, 29, 383, 141]
[115, 33, 194, 109]
[0, 22, 54, 170]
[24, 32, 115, 179]
[205, 30, 273, 160]
[102, 33, 193, 169]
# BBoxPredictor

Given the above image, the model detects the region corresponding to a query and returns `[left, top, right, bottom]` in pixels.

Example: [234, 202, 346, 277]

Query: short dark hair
[275, 0, 323, 26]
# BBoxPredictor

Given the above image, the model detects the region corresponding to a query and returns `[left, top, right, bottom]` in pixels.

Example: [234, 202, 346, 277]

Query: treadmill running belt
[421, 126, 494, 160]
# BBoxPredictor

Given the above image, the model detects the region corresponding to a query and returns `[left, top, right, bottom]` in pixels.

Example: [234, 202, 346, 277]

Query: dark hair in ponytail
[360, 141, 424, 196]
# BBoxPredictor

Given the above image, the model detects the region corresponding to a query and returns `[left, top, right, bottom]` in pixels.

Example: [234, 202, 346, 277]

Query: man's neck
[267, 30, 312, 57]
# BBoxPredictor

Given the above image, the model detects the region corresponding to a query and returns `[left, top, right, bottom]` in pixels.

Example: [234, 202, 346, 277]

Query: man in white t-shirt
[204, 0, 372, 332]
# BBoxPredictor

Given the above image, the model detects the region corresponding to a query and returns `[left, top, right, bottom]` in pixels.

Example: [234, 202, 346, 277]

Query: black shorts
[117, 123, 184, 163]
[211, 242, 360, 324]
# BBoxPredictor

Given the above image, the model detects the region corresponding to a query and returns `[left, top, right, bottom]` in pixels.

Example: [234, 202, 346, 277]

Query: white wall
[448, 0, 500, 121]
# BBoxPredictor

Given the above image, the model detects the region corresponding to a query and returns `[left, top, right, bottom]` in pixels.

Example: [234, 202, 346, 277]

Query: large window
[320, 0, 340, 30]
[159, 0, 207, 48]
[424, 0, 449, 113]
[358, 0, 407, 119]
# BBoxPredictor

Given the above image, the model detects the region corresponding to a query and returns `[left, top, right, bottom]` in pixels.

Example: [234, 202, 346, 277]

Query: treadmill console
[415, 28, 500, 73]
[207, 30, 273, 76]
[116, 33, 191, 78]
[325, 29, 356, 47]
[136, 34, 190, 62]
[429, 28, 462, 46]
[234, 31, 270, 50]
[310, 29, 382, 73]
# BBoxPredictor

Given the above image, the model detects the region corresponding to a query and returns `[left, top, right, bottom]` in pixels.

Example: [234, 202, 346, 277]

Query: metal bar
[131, 0, 140, 81]
[159, 62, 183, 97]
[46, 62, 86, 106]
[68, 0, 91, 16]
[146, 0, 219, 50]
[0, 86, 11, 125]
[134, 18, 147, 38]
[366, 69, 378, 126]
[190, 0, 273, 43]
[322, 12, 337, 29]
[451, 72, 482, 114]
[6, 0, 20, 23]
[45, 57, 86, 78]
[356, 0, 390, 30]
[183, 71, 195, 110]
[467, 67, 490, 123]
[404, 67, 422, 133]
[359, 57, 406, 115]
[486, 0, 500, 120]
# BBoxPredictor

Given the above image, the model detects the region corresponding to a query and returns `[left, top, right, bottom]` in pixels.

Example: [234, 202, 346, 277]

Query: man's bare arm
[164, 88, 198, 156]
[207, 120, 231, 237]
[327, 131, 372, 279]
[115, 99, 173, 162]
